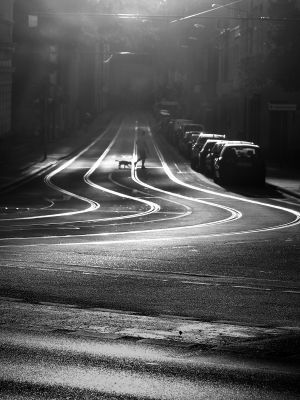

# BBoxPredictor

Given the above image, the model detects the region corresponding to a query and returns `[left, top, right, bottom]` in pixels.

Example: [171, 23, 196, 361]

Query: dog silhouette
[116, 160, 132, 169]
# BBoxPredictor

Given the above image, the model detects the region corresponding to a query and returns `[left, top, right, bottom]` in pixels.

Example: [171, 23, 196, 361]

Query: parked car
[196, 139, 225, 172]
[181, 131, 203, 158]
[175, 122, 204, 146]
[213, 143, 265, 185]
[170, 119, 193, 144]
[178, 130, 201, 154]
[206, 140, 254, 176]
[204, 140, 229, 175]
[190, 133, 226, 170]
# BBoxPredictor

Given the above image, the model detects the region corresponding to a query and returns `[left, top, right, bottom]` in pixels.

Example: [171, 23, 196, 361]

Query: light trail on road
[0, 116, 240, 243]
[83, 121, 161, 220]
[0, 119, 120, 221]
[0, 118, 161, 226]
[150, 126, 300, 229]
[0, 115, 299, 248]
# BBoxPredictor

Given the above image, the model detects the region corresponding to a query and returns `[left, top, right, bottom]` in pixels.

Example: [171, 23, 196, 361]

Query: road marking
[150, 130, 300, 235]
[1, 118, 300, 246]
[0, 120, 118, 221]
[181, 281, 218, 286]
[271, 198, 300, 207]
[132, 125, 242, 226]
[233, 286, 272, 291]
[83, 124, 161, 221]
[174, 163, 181, 173]
[282, 290, 300, 294]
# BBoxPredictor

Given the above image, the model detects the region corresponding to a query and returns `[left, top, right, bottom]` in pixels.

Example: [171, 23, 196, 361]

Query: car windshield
[225, 146, 261, 159]
[190, 133, 200, 141]
[202, 141, 217, 152]
[184, 124, 203, 132]
[211, 143, 225, 154]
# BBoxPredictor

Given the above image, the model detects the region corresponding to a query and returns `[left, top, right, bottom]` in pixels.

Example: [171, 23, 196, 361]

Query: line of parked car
[157, 114, 266, 186]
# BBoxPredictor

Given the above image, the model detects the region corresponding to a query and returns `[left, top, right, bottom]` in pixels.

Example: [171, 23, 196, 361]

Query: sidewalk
[266, 163, 300, 199]
[1, 123, 300, 199]
[0, 112, 112, 192]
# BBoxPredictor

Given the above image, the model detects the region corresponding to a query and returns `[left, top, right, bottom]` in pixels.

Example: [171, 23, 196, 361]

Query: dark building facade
[12, 0, 104, 143]
[156, 0, 300, 161]
[0, 0, 14, 139]
[215, 0, 300, 161]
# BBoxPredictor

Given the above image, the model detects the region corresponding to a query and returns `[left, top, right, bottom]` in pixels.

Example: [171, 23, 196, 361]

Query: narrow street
[2, 0, 300, 397]
[0, 113, 299, 398]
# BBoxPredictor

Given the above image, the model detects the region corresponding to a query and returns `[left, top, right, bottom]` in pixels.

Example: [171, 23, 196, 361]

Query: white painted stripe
[271, 198, 300, 206]
[0, 121, 117, 221]
[1, 119, 300, 246]
[233, 286, 271, 291]
[282, 290, 300, 294]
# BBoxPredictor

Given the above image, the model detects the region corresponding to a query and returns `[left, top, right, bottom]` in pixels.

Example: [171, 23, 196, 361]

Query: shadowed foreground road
[1, 329, 299, 400]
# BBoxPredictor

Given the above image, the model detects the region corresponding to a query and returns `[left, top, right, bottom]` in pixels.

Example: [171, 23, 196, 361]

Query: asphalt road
[0, 329, 299, 400]
[0, 112, 299, 397]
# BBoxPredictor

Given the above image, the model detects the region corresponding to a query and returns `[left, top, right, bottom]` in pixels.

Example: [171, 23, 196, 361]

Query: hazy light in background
[170, 0, 245, 23]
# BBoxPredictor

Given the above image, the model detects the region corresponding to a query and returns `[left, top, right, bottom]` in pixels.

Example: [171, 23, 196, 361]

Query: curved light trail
[0, 117, 299, 246]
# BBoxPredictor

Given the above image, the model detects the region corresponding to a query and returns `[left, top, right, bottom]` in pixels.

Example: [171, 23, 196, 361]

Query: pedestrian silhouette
[135, 129, 149, 169]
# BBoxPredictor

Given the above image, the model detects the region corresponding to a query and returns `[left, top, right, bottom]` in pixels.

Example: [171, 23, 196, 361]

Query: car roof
[222, 141, 256, 147]
[182, 122, 203, 127]
[201, 139, 223, 147]
[203, 138, 224, 143]
[210, 140, 229, 150]
[198, 133, 225, 139]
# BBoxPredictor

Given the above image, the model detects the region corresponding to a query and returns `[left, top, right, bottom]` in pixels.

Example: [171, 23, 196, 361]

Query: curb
[266, 182, 300, 199]
[0, 113, 113, 193]
[0, 161, 58, 193]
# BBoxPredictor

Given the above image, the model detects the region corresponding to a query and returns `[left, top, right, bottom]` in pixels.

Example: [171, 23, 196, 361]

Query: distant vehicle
[158, 109, 171, 118]
[153, 100, 181, 119]
[190, 133, 226, 169]
[213, 143, 265, 185]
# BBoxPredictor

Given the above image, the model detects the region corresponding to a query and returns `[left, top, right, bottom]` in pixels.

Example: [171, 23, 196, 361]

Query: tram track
[0, 114, 299, 247]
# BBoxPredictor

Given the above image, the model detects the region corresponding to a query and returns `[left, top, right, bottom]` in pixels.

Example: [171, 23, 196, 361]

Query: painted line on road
[0, 120, 240, 242]
[233, 286, 272, 291]
[174, 163, 181, 173]
[109, 169, 192, 223]
[271, 198, 300, 207]
[282, 290, 300, 294]
[132, 124, 242, 226]
[0, 120, 119, 221]
[150, 130, 300, 235]
[1, 119, 299, 245]
[83, 122, 161, 221]
[181, 281, 218, 286]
